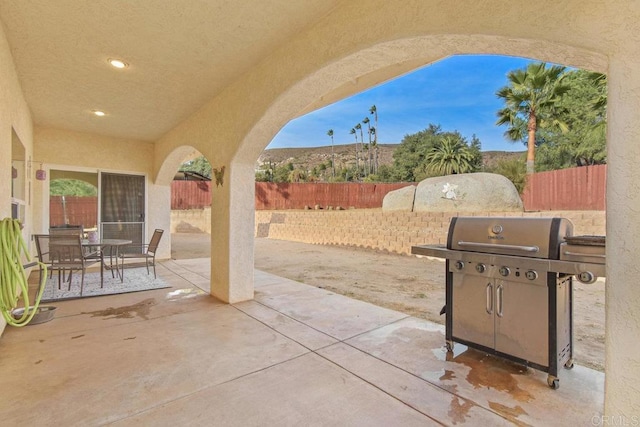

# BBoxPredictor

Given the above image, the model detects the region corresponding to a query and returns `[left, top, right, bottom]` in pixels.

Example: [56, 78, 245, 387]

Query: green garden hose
[0, 218, 47, 327]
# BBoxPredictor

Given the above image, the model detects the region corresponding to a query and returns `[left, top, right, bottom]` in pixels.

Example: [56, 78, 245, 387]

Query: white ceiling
[0, 1, 341, 141]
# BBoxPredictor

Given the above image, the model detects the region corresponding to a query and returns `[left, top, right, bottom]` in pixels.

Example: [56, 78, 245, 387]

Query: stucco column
[605, 55, 640, 416]
[147, 182, 171, 259]
[209, 160, 255, 303]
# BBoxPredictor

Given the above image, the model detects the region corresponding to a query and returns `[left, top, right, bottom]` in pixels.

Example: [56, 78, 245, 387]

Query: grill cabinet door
[451, 272, 494, 349]
[494, 279, 548, 366]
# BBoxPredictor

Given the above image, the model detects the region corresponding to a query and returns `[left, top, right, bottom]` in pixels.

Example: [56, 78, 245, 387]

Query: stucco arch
[235, 34, 607, 165]
[155, 145, 206, 186]
[224, 33, 611, 307]
[152, 145, 214, 261]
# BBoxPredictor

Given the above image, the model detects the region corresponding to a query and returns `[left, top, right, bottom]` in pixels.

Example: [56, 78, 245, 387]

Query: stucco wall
[0, 19, 34, 335]
[34, 127, 154, 172]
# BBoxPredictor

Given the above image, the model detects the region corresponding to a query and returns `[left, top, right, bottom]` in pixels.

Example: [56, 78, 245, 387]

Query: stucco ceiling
[0, 1, 341, 142]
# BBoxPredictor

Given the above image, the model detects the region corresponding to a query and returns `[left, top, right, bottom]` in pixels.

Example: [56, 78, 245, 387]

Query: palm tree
[496, 62, 570, 174]
[588, 72, 607, 128]
[370, 105, 379, 173]
[355, 123, 364, 176]
[327, 129, 335, 177]
[370, 127, 377, 174]
[425, 136, 475, 176]
[363, 117, 372, 175]
[350, 128, 359, 177]
[369, 105, 378, 132]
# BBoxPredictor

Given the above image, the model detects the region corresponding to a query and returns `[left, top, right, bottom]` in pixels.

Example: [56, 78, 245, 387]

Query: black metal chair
[119, 229, 164, 282]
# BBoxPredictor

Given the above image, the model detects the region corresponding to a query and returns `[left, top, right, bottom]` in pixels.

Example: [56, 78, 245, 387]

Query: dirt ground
[171, 233, 605, 372]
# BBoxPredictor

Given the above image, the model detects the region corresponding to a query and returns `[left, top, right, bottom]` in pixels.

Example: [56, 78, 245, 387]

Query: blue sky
[268, 54, 536, 152]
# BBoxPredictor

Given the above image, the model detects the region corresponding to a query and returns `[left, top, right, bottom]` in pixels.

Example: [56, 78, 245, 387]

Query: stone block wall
[170, 208, 606, 256]
[171, 208, 211, 234]
[255, 209, 606, 255]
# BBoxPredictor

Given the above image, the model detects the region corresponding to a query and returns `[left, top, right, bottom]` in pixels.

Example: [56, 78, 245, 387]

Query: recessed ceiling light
[108, 58, 128, 69]
[93, 110, 106, 117]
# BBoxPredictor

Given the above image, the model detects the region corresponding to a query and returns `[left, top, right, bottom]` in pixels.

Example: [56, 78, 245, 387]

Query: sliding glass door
[100, 172, 145, 250]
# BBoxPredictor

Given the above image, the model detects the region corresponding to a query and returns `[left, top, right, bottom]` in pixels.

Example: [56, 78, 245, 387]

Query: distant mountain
[257, 143, 524, 173]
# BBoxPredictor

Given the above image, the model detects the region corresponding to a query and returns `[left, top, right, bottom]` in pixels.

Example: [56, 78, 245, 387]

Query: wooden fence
[49, 196, 98, 227]
[521, 165, 606, 211]
[171, 181, 212, 209]
[254, 182, 413, 210]
[149, 166, 609, 211]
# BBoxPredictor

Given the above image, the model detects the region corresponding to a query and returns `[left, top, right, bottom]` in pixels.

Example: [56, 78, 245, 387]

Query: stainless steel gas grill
[412, 217, 606, 389]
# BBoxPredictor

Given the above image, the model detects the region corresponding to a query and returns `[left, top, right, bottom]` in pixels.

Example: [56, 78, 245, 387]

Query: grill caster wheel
[547, 376, 559, 389]
[564, 359, 574, 369]
[445, 340, 454, 352]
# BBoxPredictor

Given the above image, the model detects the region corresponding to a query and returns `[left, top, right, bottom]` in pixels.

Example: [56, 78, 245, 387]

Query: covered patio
[0, 260, 603, 425]
[1, 0, 639, 418]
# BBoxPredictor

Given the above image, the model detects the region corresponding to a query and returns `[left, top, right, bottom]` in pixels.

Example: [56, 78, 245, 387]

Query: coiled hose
[0, 218, 47, 327]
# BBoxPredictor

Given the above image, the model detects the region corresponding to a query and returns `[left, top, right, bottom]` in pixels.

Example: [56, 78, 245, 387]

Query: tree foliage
[488, 156, 527, 194]
[390, 124, 482, 182]
[50, 179, 97, 196]
[534, 70, 607, 170]
[180, 156, 212, 178]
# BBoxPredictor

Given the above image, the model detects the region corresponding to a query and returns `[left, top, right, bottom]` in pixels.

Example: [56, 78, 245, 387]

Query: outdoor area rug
[40, 267, 171, 302]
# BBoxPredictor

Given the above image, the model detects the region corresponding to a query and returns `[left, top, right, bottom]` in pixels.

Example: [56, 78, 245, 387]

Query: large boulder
[382, 185, 416, 211]
[413, 173, 523, 212]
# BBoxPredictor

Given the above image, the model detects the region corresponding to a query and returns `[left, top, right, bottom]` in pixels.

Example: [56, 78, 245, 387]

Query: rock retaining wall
[170, 208, 606, 256]
[255, 209, 606, 255]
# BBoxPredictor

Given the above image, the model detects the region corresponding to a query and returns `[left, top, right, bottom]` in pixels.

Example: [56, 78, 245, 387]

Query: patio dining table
[82, 239, 132, 280]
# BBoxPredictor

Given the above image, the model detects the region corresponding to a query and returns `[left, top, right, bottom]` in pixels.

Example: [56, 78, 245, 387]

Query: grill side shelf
[411, 245, 461, 260]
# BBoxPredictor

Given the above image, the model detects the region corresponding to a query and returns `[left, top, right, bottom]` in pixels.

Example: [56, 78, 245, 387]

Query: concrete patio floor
[0, 258, 603, 425]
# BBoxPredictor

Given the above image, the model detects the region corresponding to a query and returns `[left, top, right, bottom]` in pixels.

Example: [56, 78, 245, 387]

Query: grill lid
[447, 217, 574, 260]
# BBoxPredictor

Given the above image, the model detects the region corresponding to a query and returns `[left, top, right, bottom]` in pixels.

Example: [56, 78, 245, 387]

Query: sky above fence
[269, 54, 535, 152]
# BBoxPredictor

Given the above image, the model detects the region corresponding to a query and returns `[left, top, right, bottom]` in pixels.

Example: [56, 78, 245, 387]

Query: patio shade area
[0, 259, 603, 425]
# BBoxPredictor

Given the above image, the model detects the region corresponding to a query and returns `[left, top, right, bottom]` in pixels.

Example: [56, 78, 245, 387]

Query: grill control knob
[475, 264, 486, 273]
[577, 271, 597, 284]
[454, 261, 465, 270]
[499, 266, 510, 277]
[525, 270, 538, 280]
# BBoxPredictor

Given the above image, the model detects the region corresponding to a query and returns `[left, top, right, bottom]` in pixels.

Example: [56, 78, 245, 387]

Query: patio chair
[119, 229, 164, 282]
[33, 234, 53, 280]
[49, 234, 103, 294]
[35, 233, 96, 285]
[50, 225, 84, 238]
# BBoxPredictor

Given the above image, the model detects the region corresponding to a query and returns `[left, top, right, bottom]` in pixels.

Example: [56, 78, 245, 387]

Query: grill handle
[563, 251, 606, 260]
[457, 241, 540, 253]
[496, 284, 504, 318]
[486, 283, 493, 315]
